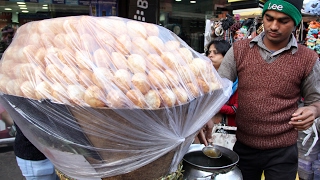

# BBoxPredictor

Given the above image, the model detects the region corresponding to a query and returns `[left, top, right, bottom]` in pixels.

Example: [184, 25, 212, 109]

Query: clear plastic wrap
[0, 16, 232, 179]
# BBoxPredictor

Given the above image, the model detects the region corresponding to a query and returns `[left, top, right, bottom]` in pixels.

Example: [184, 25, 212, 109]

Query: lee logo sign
[267, 2, 283, 11]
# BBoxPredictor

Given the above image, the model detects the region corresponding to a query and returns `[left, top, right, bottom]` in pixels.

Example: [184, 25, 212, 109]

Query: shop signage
[38, 0, 53, 3]
[0, 13, 12, 23]
[79, 0, 90, 6]
[128, 0, 158, 24]
[25, 0, 39, 2]
[90, 0, 118, 16]
[65, 0, 78, 5]
[52, 0, 65, 4]
[9, 0, 94, 6]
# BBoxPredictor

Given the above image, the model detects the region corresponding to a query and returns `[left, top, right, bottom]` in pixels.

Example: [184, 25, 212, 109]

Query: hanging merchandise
[214, 21, 224, 37]
[305, 20, 320, 54]
[256, 23, 264, 35]
[203, 18, 226, 52]
[303, 0, 320, 16]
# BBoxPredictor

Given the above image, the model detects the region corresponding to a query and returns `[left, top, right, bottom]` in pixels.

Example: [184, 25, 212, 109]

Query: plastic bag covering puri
[0, 16, 231, 179]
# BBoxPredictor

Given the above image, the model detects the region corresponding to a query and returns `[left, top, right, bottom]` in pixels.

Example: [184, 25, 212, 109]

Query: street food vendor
[201, 0, 320, 179]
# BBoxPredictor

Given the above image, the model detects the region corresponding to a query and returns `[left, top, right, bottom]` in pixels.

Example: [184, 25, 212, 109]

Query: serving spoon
[202, 142, 222, 158]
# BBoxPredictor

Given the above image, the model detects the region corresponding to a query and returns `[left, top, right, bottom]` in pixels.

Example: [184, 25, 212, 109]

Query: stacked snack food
[0, 16, 231, 179]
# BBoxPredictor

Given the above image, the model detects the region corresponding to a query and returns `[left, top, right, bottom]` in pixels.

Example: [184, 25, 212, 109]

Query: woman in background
[206, 40, 237, 127]
[197, 39, 237, 145]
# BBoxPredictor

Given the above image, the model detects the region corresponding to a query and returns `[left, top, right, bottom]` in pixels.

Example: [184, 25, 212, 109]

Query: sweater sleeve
[219, 90, 238, 115]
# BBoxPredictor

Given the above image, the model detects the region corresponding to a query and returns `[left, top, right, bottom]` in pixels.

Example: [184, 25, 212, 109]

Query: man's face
[263, 10, 295, 48]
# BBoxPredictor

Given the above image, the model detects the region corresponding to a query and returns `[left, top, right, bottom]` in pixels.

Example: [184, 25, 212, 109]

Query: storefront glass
[0, 1, 90, 30]
[160, 0, 229, 53]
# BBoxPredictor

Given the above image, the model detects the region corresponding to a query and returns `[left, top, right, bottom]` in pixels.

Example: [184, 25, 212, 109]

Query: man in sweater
[217, 0, 320, 179]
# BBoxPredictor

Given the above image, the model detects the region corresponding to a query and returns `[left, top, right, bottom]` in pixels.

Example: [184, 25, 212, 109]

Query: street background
[0, 143, 25, 180]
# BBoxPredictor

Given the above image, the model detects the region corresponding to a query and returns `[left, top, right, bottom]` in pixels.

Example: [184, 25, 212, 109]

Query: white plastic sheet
[0, 16, 231, 179]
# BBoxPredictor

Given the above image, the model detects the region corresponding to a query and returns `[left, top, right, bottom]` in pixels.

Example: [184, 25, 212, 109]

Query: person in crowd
[206, 40, 238, 127]
[0, 26, 14, 54]
[14, 123, 60, 180]
[0, 103, 15, 137]
[200, 0, 320, 179]
[196, 39, 237, 144]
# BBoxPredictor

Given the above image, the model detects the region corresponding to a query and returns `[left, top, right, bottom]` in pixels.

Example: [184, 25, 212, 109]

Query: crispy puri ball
[80, 33, 100, 53]
[93, 48, 112, 68]
[159, 88, 176, 107]
[131, 37, 150, 55]
[127, 20, 147, 39]
[172, 87, 188, 105]
[65, 32, 81, 49]
[191, 58, 208, 74]
[67, 84, 86, 106]
[113, 69, 132, 93]
[34, 47, 47, 67]
[126, 89, 146, 108]
[145, 90, 161, 109]
[61, 65, 79, 84]
[115, 34, 132, 55]
[20, 63, 36, 80]
[35, 81, 53, 100]
[13, 79, 24, 96]
[96, 32, 115, 52]
[165, 40, 180, 51]
[40, 33, 55, 49]
[127, 54, 147, 73]
[178, 48, 193, 64]
[146, 54, 166, 71]
[161, 52, 179, 70]
[78, 68, 94, 88]
[6, 79, 16, 96]
[176, 65, 194, 83]
[1, 60, 17, 78]
[97, 18, 127, 37]
[51, 82, 69, 104]
[74, 50, 93, 70]
[208, 81, 221, 92]
[84, 85, 106, 107]
[164, 69, 180, 87]
[111, 52, 128, 70]
[144, 23, 159, 36]
[131, 73, 150, 94]
[147, 36, 165, 54]
[92, 67, 113, 90]
[106, 89, 128, 108]
[148, 69, 169, 89]
[188, 63, 200, 77]
[21, 81, 37, 100]
[186, 82, 200, 97]
[16, 45, 39, 63]
[0, 75, 10, 93]
[61, 49, 77, 66]
[26, 33, 42, 47]
[53, 33, 67, 48]
[45, 64, 63, 82]
[197, 79, 211, 94]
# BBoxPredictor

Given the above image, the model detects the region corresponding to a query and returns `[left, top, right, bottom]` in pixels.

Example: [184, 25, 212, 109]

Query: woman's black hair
[205, 40, 231, 57]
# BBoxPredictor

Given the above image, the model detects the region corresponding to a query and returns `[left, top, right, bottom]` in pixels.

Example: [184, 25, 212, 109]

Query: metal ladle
[202, 142, 222, 158]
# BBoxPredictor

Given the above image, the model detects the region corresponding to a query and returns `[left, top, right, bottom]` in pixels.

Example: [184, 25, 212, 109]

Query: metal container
[182, 144, 243, 180]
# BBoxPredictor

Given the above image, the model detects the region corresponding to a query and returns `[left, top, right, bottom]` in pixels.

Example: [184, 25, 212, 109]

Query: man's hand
[197, 119, 214, 146]
[290, 104, 318, 130]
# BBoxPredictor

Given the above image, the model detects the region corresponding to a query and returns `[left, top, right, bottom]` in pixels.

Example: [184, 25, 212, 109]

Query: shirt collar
[249, 32, 298, 54]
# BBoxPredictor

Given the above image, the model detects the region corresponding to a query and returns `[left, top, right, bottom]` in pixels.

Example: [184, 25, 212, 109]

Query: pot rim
[183, 144, 239, 171]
